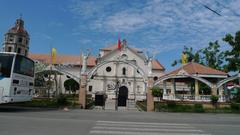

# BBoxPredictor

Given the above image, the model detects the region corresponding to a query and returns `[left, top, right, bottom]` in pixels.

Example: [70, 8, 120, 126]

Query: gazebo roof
[166, 62, 228, 78]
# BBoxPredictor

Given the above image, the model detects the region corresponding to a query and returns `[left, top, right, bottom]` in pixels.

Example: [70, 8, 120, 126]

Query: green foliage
[223, 31, 240, 72]
[34, 74, 45, 87]
[34, 62, 47, 73]
[166, 101, 177, 108]
[232, 90, 240, 103]
[64, 79, 79, 93]
[152, 87, 163, 98]
[201, 41, 225, 70]
[230, 103, 240, 112]
[210, 95, 219, 104]
[86, 94, 94, 109]
[199, 82, 211, 95]
[56, 94, 69, 106]
[171, 41, 226, 71]
[136, 101, 147, 111]
[210, 95, 219, 109]
[193, 104, 204, 113]
[23, 99, 58, 107]
[172, 46, 201, 66]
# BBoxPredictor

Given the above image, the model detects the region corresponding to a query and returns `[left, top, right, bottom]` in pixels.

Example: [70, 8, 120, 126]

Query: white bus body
[0, 52, 34, 104]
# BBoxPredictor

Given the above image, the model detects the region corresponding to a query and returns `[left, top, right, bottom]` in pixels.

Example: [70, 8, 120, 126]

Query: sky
[0, 0, 240, 71]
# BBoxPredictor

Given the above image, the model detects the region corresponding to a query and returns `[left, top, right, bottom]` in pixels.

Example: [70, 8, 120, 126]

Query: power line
[202, 4, 221, 16]
[196, 0, 222, 16]
[214, 0, 240, 17]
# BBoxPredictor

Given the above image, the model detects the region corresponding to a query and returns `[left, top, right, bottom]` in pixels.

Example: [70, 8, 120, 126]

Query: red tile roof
[152, 60, 165, 71]
[29, 53, 165, 71]
[166, 62, 227, 76]
[29, 53, 96, 67]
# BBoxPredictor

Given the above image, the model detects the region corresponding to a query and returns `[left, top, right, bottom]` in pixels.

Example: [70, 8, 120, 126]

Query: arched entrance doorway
[118, 86, 128, 106]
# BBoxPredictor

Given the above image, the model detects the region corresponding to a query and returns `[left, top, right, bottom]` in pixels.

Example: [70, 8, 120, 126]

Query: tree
[232, 88, 240, 103]
[172, 42, 226, 71]
[152, 86, 163, 111]
[34, 62, 47, 73]
[223, 31, 240, 73]
[64, 78, 79, 105]
[64, 79, 79, 94]
[201, 41, 225, 70]
[172, 46, 201, 67]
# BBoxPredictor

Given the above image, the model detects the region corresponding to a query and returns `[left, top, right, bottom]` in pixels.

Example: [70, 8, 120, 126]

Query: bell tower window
[17, 48, 21, 53]
[18, 37, 23, 43]
[8, 47, 12, 52]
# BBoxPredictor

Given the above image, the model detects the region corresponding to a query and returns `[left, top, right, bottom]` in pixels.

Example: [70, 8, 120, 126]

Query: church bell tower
[2, 17, 30, 57]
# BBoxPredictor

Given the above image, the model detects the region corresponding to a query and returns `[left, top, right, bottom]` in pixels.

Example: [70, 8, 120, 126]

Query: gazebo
[154, 62, 228, 102]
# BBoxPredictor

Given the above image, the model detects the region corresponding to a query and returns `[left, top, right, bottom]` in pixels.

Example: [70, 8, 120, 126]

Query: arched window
[122, 67, 126, 75]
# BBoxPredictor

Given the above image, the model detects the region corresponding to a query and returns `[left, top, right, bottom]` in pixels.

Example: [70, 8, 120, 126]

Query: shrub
[210, 95, 219, 109]
[86, 95, 94, 109]
[232, 89, 240, 103]
[231, 103, 240, 112]
[56, 94, 69, 106]
[152, 87, 163, 99]
[194, 104, 204, 113]
[167, 101, 177, 109]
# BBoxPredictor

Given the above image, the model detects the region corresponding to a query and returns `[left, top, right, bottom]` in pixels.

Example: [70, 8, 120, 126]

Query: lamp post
[115, 80, 120, 111]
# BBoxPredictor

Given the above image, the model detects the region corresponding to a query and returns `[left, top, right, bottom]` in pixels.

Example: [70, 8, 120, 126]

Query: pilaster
[147, 77, 154, 112]
[79, 74, 87, 109]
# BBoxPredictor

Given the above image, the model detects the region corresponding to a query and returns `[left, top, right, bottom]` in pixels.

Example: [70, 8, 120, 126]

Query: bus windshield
[0, 54, 14, 78]
[14, 55, 34, 77]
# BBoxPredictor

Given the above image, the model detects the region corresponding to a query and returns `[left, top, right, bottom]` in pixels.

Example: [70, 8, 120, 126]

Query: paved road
[0, 108, 240, 135]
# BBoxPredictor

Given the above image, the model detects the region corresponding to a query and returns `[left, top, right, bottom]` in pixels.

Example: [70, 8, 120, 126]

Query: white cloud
[68, 0, 240, 54]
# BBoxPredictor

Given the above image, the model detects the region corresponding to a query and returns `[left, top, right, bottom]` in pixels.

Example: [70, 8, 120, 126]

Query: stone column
[163, 80, 167, 95]
[170, 79, 175, 99]
[211, 84, 217, 96]
[79, 74, 87, 109]
[219, 86, 224, 101]
[147, 77, 154, 112]
[195, 80, 199, 100]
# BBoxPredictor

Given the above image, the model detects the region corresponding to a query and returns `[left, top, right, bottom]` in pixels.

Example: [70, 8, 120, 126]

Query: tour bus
[0, 52, 34, 104]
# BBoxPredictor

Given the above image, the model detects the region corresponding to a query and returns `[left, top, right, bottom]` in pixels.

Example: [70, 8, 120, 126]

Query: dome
[7, 18, 29, 36]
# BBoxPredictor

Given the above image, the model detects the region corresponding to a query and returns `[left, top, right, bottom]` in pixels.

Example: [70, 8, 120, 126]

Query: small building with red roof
[154, 62, 228, 102]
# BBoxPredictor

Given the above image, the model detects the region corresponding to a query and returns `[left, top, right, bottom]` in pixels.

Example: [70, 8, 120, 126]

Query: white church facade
[87, 40, 165, 103]
[29, 39, 165, 104]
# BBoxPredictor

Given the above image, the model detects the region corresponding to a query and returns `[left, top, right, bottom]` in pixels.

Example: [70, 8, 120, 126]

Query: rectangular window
[0, 54, 14, 77]
[25, 50, 28, 56]
[18, 48, 21, 53]
[88, 86, 93, 92]
[8, 47, 12, 52]
[18, 37, 23, 43]
[14, 55, 34, 77]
